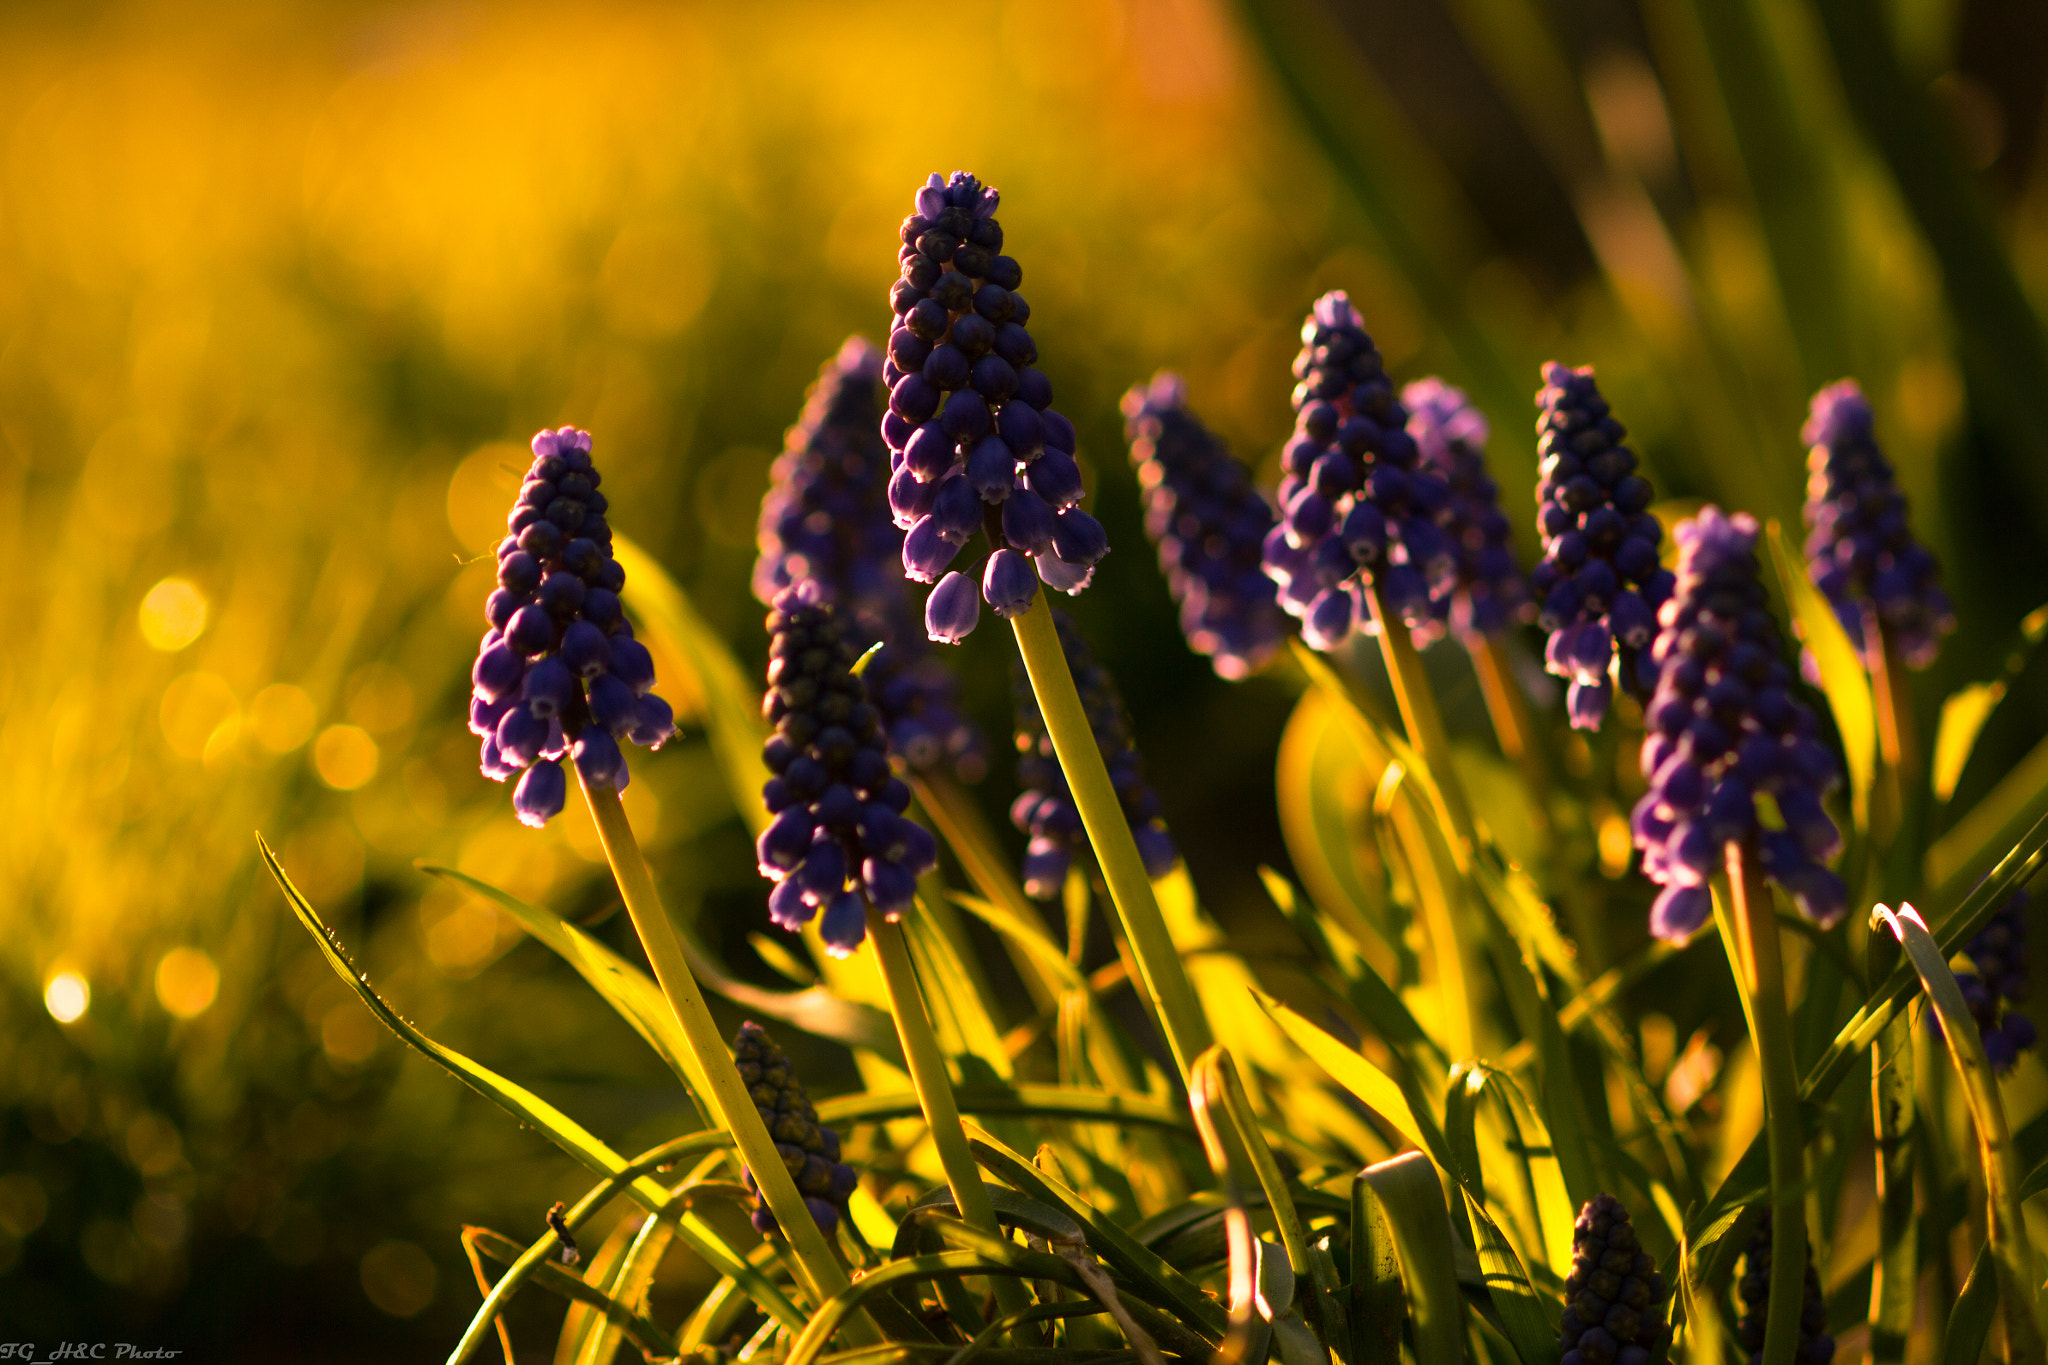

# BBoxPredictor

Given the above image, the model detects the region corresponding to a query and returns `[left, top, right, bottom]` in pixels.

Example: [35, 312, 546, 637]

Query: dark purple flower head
[754, 337, 985, 780]
[1631, 507, 1844, 942]
[1010, 612, 1176, 898]
[1801, 380, 1955, 669]
[1558, 1194, 1670, 1365]
[1404, 378, 1530, 643]
[758, 586, 938, 958]
[469, 426, 675, 827]
[1121, 372, 1287, 679]
[1930, 884, 2034, 1074]
[1736, 1211, 1832, 1365]
[733, 1022, 859, 1239]
[883, 171, 1101, 637]
[1531, 364, 1672, 728]
[1261, 292, 1453, 649]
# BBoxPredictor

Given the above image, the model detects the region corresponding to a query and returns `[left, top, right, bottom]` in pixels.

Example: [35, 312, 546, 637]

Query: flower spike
[468, 426, 675, 826]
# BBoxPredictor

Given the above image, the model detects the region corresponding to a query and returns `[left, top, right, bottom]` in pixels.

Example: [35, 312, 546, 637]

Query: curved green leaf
[1255, 990, 1445, 1166]
[260, 837, 804, 1335]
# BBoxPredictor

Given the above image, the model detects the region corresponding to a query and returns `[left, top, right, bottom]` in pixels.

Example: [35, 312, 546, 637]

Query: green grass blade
[1944, 1245, 1998, 1365]
[466, 1226, 679, 1358]
[1360, 1151, 1467, 1365]
[1928, 732, 2048, 895]
[1256, 990, 1446, 1166]
[1351, 1175, 1407, 1363]
[964, 1124, 1227, 1341]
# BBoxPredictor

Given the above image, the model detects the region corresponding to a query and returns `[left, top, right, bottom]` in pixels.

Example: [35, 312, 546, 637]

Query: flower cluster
[469, 427, 676, 827]
[1120, 372, 1286, 679]
[1010, 612, 1176, 899]
[754, 337, 983, 778]
[1631, 508, 1845, 942]
[1404, 377, 1529, 642]
[733, 1022, 859, 1238]
[1801, 380, 1955, 668]
[882, 172, 1107, 643]
[1261, 292, 1453, 649]
[1934, 885, 2035, 1073]
[1530, 364, 1673, 728]
[756, 586, 938, 957]
[1558, 1194, 1670, 1365]
[1736, 1213, 1834, 1365]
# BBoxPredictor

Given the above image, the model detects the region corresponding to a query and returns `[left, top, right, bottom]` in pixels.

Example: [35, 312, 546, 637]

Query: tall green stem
[867, 910, 1032, 1318]
[580, 779, 869, 1338]
[1009, 592, 1214, 1083]
[1365, 582, 1477, 859]
[1716, 842, 1805, 1365]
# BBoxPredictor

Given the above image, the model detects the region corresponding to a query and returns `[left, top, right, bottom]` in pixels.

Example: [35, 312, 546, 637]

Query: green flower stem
[1364, 581, 1477, 858]
[1010, 590, 1214, 1083]
[867, 909, 1032, 1318]
[1715, 841, 1805, 1365]
[580, 779, 870, 1339]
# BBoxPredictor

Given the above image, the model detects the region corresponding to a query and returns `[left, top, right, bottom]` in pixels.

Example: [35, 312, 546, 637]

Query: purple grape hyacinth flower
[1931, 884, 2035, 1074]
[468, 426, 676, 828]
[1631, 507, 1845, 943]
[1801, 380, 1955, 669]
[882, 172, 1105, 640]
[1530, 364, 1673, 729]
[753, 337, 985, 780]
[1010, 612, 1176, 898]
[1404, 378, 1530, 643]
[757, 585, 939, 958]
[733, 1022, 859, 1239]
[1558, 1195, 1671, 1365]
[1122, 372, 1288, 679]
[1260, 291, 1455, 651]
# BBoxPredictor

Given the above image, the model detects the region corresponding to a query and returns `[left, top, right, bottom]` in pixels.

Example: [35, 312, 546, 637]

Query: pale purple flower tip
[926, 571, 981, 643]
[984, 548, 1038, 618]
[513, 760, 567, 829]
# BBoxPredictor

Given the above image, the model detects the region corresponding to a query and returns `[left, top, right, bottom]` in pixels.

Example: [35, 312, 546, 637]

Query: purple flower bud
[628, 694, 675, 750]
[768, 877, 813, 930]
[757, 808, 815, 876]
[522, 657, 575, 719]
[862, 858, 917, 916]
[930, 475, 982, 542]
[1026, 449, 1085, 509]
[984, 548, 1039, 618]
[902, 516, 961, 583]
[819, 890, 867, 957]
[1001, 487, 1057, 554]
[1049, 509, 1108, 567]
[888, 464, 940, 527]
[1036, 552, 1093, 595]
[470, 692, 513, 737]
[513, 760, 567, 829]
[571, 726, 628, 791]
[496, 706, 547, 768]
[1567, 678, 1612, 730]
[902, 422, 955, 481]
[608, 636, 655, 693]
[1649, 884, 1712, 942]
[926, 571, 981, 642]
[505, 604, 553, 657]
[965, 435, 1016, 501]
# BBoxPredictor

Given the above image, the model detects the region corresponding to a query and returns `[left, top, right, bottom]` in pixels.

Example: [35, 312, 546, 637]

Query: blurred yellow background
[1, 0, 2041, 1354]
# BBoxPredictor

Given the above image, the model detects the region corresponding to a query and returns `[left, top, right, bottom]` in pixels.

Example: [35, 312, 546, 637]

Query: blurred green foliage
[2, 0, 2044, 1356]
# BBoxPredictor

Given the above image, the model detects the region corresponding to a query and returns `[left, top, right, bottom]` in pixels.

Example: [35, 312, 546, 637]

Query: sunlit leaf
[1933, 681, 2008, 805]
